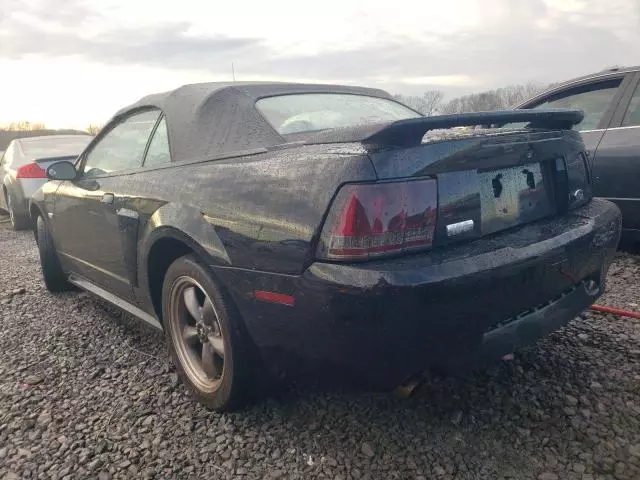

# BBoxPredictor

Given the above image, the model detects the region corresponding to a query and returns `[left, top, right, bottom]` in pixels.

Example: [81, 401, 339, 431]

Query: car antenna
[232, 62, 236, 82]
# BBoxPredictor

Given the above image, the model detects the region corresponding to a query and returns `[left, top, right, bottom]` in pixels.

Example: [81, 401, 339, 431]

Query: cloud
[0, 2, 265, 70]
[396, 76, 476, 87]
[0, 0, 97, 29]
[0, 0, 639, 101]
[244, 22, 635, 95]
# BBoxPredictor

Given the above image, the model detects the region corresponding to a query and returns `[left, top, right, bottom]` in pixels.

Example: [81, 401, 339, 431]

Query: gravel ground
[1, 213, 639, 480]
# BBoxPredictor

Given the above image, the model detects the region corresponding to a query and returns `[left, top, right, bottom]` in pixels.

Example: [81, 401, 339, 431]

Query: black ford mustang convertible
[30, 82, 621, 410]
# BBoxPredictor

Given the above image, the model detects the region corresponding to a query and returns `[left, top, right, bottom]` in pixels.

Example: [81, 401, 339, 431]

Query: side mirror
[47, 161, 77, 181]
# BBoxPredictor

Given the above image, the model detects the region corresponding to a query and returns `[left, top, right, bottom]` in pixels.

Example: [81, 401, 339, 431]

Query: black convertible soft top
[114, 82, 583, 161]
[115, 82, 394, 161]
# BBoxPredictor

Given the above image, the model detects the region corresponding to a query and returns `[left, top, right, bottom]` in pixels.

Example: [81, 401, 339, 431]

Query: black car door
[521, 74, 634, 162]
[590, 72, 640, 236]
[52, 109, 162, 301]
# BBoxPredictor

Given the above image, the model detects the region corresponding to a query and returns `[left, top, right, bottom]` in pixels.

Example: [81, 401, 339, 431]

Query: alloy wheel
[169, 276, 226, 393]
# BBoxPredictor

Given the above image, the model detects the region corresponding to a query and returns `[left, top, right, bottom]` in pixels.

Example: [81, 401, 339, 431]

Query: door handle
[101, 193, 115, 204]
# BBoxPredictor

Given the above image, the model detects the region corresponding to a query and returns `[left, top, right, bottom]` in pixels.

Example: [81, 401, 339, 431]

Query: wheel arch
[29, 202, 43, 233]
[139, 204, 232, 323]
[1, 178, 12, 209]
[145, 231, 199, 322]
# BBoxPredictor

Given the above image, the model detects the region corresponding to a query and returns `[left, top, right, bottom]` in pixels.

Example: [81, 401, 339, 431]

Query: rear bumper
[447, 279, 598, 373]
[216, 198, 621, 384]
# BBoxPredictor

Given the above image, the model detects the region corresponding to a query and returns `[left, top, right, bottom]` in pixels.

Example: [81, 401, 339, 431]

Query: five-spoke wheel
[162, 254, 253, 411]
[169, 278, 226, 392]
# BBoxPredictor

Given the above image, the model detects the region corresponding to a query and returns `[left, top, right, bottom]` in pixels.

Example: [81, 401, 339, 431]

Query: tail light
[16, 162, 46, 179]
[317, 178, 438, 261]
[566, 152, 592, 209]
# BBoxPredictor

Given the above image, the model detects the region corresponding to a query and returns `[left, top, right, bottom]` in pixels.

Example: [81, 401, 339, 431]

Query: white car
[0, 135, 93, 229]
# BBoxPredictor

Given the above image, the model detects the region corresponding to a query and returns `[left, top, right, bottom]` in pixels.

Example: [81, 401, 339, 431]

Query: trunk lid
[367, 128, 574, 245]
[308, 109, 587, 254]
[357, 110, 587, 247]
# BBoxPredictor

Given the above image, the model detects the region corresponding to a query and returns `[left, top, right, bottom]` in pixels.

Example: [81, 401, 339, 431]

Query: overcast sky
[0, 0, 638, 128]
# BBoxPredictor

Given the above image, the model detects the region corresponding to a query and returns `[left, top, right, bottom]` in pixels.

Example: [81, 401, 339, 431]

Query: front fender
[28, 183, 61, 238]
[29, 186, 46, 216]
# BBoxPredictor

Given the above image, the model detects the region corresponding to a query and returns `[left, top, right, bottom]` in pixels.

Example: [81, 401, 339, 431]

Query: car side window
[143, 116, 171, 167]
[621, 83, 640, 127]
[531, 79, 622, 131]
[83, 109, 161, 177]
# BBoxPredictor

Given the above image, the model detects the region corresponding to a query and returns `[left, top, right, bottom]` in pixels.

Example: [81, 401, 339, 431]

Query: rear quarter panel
[133, 144, 377, 275]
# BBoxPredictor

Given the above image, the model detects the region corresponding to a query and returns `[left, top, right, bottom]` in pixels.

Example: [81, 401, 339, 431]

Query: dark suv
[517, 66, 640, 241]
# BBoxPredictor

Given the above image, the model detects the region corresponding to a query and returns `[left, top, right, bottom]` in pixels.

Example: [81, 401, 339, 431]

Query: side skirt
[68, 273, 163, 331]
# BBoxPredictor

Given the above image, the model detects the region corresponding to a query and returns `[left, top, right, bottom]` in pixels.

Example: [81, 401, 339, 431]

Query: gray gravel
[1, 213, 639, 480]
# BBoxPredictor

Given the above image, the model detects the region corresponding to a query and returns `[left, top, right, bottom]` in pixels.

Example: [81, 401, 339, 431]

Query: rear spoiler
[362, 109, 584, 148]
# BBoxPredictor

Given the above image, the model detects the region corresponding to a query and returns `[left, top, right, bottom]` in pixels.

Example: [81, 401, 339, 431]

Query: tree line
[2, 82, 553, 134]
[2, 121, 47, 131]
[394, 82, 549, 115]
[1, 121, 101, 134]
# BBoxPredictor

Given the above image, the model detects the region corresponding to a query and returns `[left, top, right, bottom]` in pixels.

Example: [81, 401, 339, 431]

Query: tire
[7, 192, 29, 230]
[162, 254, 255, 411]
[36, 215, 71, 292]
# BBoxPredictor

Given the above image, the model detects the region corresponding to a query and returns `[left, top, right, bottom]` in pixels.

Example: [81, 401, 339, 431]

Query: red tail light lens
[318, 178, 438, 260]
[16, 163, 46, 179]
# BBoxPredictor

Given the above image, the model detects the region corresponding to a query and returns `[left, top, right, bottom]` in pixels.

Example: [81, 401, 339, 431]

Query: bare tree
[3, 121, 47, 131]
[439, 82, 548, 114]
[394, 90, 444, 116]
[420, 90, 444, 116]
[87, 124, 103, 135]
[500, 82, 547, 107]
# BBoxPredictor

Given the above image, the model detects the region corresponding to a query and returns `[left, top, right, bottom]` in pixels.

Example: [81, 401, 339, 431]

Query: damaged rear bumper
[219, 198, 621, 385]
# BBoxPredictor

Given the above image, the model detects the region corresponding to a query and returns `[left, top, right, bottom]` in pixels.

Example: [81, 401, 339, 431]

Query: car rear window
[19, 136, 93, 160]
[256, 94, 420, 135]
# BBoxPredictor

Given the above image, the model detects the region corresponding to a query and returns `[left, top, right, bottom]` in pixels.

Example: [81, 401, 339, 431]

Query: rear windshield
[256, 94, 420, 135]
[19, 136, 92, 160]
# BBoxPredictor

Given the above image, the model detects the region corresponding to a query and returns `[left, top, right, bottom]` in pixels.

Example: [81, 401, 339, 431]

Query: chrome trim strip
[581, 125, 640, 134]
[607, 125, 640, 132]
[446, 219, 475, 237]
[116, 208, 139, 219]
[604, 197, 640, 202]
